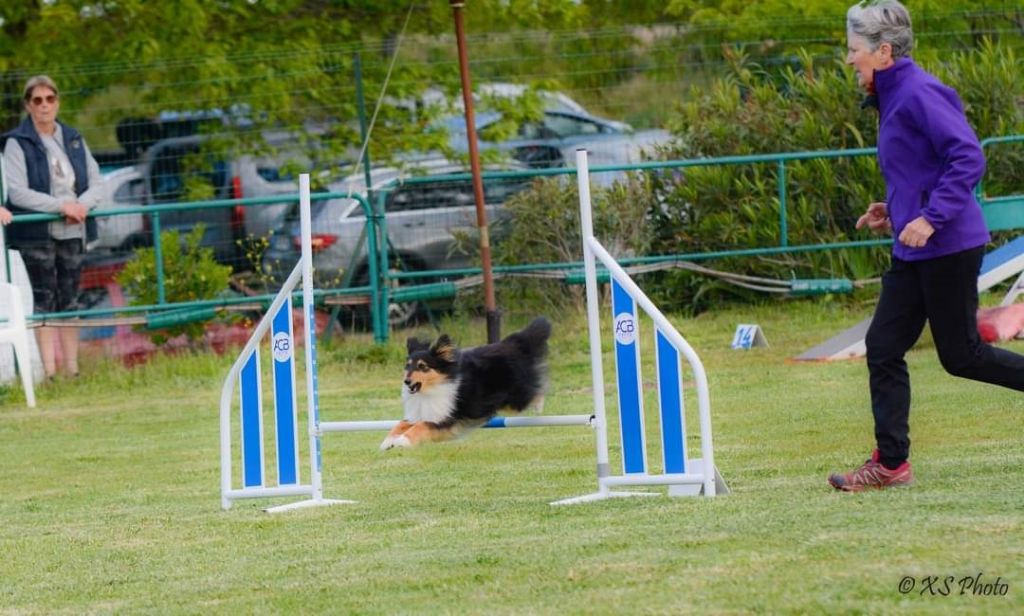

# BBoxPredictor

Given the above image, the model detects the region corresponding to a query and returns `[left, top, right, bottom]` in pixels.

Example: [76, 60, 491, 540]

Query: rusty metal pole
[451, 0, 500, 342]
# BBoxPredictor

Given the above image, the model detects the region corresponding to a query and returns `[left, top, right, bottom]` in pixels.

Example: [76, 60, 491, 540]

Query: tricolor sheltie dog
[380, 317, 551, 450]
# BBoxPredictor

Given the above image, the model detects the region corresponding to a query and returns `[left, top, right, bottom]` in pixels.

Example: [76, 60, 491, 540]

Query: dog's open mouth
[407, 382, 422, 394]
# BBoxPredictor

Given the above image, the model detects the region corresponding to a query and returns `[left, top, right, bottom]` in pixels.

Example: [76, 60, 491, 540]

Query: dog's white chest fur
[402, 380, 460, 423]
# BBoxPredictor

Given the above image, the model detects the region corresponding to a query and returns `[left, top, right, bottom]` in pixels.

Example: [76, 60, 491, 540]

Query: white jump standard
[220, 174, 353, 513]
[219, 156, 727, 511]
[554, 148, 727, 504]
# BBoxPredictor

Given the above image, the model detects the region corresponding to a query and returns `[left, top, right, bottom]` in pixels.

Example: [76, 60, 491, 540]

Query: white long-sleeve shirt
[3, 123, 105, 241]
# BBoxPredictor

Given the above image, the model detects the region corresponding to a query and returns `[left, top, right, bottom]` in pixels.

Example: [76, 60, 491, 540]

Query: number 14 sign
[731, 324, 769, 350]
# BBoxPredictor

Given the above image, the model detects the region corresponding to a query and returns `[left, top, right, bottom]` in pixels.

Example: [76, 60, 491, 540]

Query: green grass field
[1, 298, 1021, 614]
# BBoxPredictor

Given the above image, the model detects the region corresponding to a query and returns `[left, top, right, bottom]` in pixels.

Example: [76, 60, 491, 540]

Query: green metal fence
[2, 136, 1022, 344]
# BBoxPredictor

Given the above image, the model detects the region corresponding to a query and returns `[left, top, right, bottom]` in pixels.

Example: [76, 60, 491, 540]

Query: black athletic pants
[865, 245, 1024, 468]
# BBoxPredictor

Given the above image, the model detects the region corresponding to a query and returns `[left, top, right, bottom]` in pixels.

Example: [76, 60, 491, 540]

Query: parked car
[440, 107, 671, 184]
[261, 158, 533, 326]
[470, 82, 589, 114]
[134, 134, 240, 263]
[87, 166, 146, 253]
[389, 82, 590, 119]
[94, 130, 349, 266]
[94, 105, 255, 172]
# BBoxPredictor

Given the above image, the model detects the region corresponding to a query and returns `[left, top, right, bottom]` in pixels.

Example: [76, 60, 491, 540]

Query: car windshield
[444, 110, 620, 142]
[314, 162, 530, 223]
[519, 113, 609, 139]
[336, 197, 364, 220]
[147, 143, 228, 203]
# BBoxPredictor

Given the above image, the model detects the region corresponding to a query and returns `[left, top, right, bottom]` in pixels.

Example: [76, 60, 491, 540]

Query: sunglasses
[30, 94, 58, 106]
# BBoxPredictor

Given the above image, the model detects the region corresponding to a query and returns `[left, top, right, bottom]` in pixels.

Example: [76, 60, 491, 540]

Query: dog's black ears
[406, 337, 430, 354]
[430, 334, 456, 362]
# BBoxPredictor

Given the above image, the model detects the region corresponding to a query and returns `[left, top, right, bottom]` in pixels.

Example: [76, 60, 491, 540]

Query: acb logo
[614, 312, 637, 346]
[273, 332, 293, 363]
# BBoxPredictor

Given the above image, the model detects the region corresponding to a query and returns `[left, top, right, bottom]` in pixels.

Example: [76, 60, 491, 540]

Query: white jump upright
[220, 174, 354, 513]
[552, 149, 728, 505]
[220, 162, 725, 512]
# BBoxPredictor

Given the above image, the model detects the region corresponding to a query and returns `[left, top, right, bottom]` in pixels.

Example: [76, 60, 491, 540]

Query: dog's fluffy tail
[504, 317, 551, 360]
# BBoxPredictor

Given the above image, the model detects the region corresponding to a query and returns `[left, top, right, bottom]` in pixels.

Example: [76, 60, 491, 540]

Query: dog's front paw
[380, 434, 414, 450]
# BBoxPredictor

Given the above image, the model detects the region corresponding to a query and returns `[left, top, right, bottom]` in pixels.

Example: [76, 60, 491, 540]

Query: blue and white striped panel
[656, 329, 687, 474]
[271, 298, 299, 486]
[611, 278, 647, 475]
[239, 349, 264, 488]
[307, 302, 324, 473]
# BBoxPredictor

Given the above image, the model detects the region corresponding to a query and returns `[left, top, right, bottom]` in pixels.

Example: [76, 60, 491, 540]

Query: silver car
[88, 166, 145, 253]
[87, 129, 353, 261]
[261, 158, 532, 325]
[442, 108, 671, 185]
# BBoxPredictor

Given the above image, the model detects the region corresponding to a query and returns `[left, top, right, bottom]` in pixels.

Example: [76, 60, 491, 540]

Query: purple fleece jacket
[873, 57, 990, 261]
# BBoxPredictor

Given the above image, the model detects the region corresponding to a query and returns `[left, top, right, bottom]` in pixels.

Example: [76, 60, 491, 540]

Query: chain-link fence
[1, 12, 1022, 341]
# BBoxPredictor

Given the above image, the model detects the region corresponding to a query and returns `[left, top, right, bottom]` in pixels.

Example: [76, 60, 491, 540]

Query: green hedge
[491, 42, 1023, 316]
[647, 43, 1022, 313]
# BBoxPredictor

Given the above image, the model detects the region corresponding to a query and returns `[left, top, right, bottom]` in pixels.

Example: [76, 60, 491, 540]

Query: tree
[0, 1, 622, 166]
[664, 0, 1023, 51]
[0, 0, 1016, 165]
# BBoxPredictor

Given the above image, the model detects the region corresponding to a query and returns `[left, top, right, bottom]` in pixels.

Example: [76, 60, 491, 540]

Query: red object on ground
[976, 304, 1024, 343]
[79, 257, 129, 290]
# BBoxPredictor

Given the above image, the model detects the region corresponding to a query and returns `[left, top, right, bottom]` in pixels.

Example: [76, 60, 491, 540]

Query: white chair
[0, 281, 36, 407]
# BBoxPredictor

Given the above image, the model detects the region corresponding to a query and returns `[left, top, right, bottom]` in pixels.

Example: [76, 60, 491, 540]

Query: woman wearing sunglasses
[2, 75, 104, 380]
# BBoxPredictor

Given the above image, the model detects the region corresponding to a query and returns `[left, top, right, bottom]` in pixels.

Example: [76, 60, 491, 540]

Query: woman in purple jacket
[829, 0, 1024, 491]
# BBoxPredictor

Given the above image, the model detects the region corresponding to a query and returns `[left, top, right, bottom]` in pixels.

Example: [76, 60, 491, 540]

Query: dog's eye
[417, 361, 429, 372]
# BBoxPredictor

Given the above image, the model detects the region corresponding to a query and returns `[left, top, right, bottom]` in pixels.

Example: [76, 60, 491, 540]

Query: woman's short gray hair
[847, 0, 914, 58]
[22, 75, 59, 102]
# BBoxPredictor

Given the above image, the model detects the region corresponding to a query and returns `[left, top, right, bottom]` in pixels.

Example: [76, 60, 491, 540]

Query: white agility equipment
[795, 235, 1024, 361]
[731, 324, 769, 350]
[220, 174, 354, 512]
[983, 236, 1024, 307]
[553, 148, 727, 503]
[220, 157, 727, 511]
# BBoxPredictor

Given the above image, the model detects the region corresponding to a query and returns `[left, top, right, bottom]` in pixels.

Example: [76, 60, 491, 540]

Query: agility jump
[219, 152, 727, 511]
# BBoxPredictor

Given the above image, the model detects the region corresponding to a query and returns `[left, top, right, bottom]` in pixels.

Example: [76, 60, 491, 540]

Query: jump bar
[319, 414, 594, 433]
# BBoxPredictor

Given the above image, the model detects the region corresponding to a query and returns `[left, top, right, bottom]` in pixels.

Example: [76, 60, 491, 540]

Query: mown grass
[1, 297, 1021, 615]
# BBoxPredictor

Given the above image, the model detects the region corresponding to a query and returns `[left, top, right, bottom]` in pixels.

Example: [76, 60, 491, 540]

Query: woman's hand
[855, 201, 891, 234]
[898, 216, 935, 248]
[0, 207, 11, 225]
[60, 201, 88, 224]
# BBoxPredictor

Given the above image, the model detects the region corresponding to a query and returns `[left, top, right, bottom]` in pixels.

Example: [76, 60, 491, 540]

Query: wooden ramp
[794, 236, 1024, 361]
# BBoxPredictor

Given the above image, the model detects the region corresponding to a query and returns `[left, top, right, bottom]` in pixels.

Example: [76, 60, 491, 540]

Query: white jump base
[220, 157, 727, 512]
